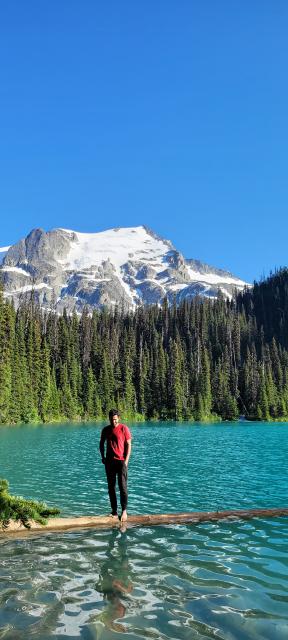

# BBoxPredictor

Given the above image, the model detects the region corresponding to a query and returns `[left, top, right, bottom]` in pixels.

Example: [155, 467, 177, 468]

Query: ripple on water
[0, 519, 288, 640]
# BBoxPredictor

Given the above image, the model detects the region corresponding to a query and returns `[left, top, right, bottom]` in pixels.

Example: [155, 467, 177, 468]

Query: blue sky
[1, 1, 288, 283]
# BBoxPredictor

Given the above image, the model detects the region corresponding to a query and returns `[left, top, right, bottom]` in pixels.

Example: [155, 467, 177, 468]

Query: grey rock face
[0, 225, 248, 312]
[186, 258, 234, 278]
[135, 264, 157, 280]
[61, 273, 131, 311]
[174, 282, 220, 302]
[136, 281, 165, 305]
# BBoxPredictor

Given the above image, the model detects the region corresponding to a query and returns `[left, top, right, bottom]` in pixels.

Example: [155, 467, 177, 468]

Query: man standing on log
[100, 409, 132, 522]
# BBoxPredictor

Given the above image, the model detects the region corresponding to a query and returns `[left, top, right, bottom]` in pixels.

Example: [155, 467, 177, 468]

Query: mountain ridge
[0, 225, 248, 311]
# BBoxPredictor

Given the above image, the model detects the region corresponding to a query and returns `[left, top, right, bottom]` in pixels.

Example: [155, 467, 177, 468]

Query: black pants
[105, 460, 128, 514]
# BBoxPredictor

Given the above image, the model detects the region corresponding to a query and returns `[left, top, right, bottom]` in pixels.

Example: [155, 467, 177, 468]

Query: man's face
[110, 414, 119, 428]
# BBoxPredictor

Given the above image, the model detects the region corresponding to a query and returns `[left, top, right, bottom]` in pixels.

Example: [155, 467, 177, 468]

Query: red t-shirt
[101, 423, 132, 461]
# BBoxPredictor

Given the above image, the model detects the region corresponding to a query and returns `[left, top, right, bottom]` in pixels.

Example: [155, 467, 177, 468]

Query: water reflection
[91, 528, 133, 634]
[1, 520, 288, 639]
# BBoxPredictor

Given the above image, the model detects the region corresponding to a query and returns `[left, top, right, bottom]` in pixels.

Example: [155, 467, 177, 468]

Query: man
[99, 409, 132, 522]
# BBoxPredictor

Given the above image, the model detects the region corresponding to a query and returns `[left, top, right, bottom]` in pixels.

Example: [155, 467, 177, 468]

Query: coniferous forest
[1, 269, 288, 424]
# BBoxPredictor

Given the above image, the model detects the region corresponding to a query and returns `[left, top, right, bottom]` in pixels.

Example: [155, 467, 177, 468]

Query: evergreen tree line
[237, 268, 288, 350]
[1, 268, 288, 424]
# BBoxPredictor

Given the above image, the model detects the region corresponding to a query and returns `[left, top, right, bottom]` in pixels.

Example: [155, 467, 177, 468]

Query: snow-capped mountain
[0, 226, 248, 311]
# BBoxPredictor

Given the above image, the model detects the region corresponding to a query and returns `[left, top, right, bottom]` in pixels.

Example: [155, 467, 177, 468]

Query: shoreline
[1, 417, 288, 428]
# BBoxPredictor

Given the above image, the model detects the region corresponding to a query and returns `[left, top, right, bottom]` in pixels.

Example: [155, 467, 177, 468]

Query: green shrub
[0, 478, 60, 530]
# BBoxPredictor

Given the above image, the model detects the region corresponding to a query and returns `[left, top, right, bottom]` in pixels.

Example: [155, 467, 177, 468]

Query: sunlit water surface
[0, 421, 287, 639]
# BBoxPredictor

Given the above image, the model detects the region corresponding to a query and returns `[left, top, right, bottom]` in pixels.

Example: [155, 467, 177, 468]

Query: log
[2, 507, 288, 536]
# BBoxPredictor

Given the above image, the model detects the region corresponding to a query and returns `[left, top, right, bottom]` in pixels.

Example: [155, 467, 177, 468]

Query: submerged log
[2, 507, 288, 536]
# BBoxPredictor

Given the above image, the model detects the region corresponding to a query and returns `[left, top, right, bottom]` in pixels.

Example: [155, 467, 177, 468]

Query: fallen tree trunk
[2, 507, 288, 535]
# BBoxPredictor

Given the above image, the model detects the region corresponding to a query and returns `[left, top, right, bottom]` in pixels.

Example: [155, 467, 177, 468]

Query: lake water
[0, 421, 288, 639]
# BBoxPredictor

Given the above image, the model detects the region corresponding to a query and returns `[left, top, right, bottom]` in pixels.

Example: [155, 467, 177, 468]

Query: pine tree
[59, 362, 77, 419]
[83, 366, 96, 418]
[47, 368, 61, 420]
[257, 364, 270, 421]
[98, 352, 115, 415]
[11, 314, 38, 423]
[38, 338, 51, 421]
[0, 293, 14, 422]
[168, 338, 184, 420]
[196, 346, 212, 420]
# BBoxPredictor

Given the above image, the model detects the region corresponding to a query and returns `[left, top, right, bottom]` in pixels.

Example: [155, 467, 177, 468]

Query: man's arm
[124, 439, 132, 466]
[99, 431, 106, 463]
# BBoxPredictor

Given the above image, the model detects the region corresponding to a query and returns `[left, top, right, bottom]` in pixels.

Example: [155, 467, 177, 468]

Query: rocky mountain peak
[0, 225, 248, 312]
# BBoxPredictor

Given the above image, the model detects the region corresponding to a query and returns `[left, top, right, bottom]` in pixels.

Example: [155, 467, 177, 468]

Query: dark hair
[109, 408, 119, 418]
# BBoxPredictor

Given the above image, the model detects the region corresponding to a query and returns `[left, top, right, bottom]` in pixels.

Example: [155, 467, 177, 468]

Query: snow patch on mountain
[0, 225, 249, 311]
[5, 283, 52, 295]
[59, 226, 170, 272]
[186, 265, 246, 287]
[1, 266, 30, 276]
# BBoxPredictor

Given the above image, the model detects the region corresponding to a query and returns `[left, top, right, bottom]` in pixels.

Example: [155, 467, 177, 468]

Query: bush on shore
[0, 478, 60, 530]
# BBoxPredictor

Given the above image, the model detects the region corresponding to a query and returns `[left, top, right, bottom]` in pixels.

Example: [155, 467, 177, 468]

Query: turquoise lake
[0, 421, 288, 639]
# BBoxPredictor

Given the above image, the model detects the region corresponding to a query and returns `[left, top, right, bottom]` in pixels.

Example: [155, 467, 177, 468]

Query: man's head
[109, 408, 120, 428]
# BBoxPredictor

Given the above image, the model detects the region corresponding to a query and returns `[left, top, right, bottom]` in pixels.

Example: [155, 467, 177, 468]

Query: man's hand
[124, 439, 132, 468]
